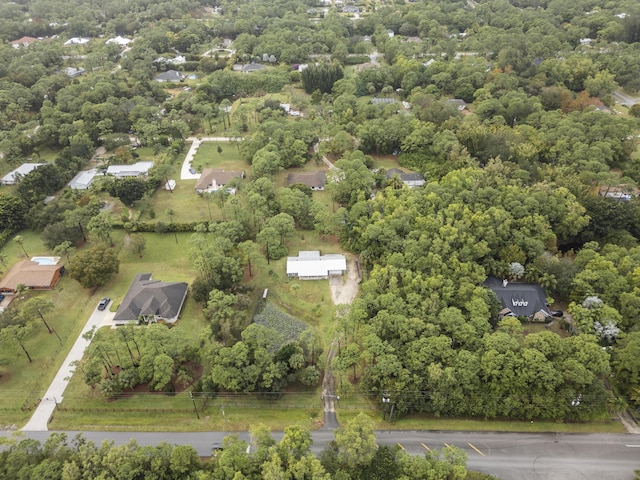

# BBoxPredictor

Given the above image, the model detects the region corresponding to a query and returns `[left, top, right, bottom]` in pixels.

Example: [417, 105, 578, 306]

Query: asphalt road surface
[3, 430, 638, 479]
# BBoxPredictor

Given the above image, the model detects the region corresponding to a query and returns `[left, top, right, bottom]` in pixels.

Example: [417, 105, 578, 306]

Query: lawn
[0, 232, 106, 427]
[190, 142, 249, 173]
[336, 410, 627, 434]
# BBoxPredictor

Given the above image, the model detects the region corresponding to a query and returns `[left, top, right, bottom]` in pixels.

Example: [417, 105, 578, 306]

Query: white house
[1, 163, 46, 185]
[106, 36, 132, 46]
[106, 161, 154, 177]
[68, 169, 98, 189]
[64, 37, 90, 46]
[286, 251, 347, 280]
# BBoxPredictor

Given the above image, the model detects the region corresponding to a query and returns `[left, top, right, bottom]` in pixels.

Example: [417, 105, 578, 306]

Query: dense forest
[1, 0, 640, 426]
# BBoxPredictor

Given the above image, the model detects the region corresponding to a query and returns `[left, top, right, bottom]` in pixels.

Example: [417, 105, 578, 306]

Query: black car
[97, 297, 110, 311]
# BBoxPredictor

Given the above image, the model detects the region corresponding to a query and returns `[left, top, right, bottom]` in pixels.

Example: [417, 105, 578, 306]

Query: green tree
[129, 233, 146, 257]
[333, 412, 377, 471]
[87, 212, 113, 246]
[21, 297, 61, 342]
[67, 245, 119, 290]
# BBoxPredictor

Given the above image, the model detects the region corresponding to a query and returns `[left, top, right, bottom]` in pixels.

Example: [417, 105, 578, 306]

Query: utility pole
[190, 392, 200, 419]
[382, 392, 390, 421]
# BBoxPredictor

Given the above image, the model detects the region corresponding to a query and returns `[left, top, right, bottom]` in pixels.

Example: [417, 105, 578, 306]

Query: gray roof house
[114, 273, 188, 324]
[484, 276, 551, 319]
[155, 70, 185, 82]
[287, 171, 326, 191]
[287, 251, 347, 280]
[68, 169, 98, 189]
[195, 169, 243, 193]
[385, 168, 425, 188]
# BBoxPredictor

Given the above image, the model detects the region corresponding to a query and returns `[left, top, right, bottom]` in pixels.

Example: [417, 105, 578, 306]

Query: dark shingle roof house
[287, 171, 326, 190]
[155, 70, 185, 82]
[385, 168, 425, 188]
[484, 276, 551, 319]
[114, 273, 188, 324]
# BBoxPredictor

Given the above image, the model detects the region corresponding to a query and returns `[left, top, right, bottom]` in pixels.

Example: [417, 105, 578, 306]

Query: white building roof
[64, 37, 90, 45]
[69, 169, 98, 189]
[106, 36, 132, 46]
[1, 163, 46, 185]
[106, 161, 154, 177]
[286, 252, 347, 277]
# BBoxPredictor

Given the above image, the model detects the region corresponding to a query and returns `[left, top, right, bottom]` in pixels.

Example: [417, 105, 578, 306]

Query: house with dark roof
[113, 273, 188, 324]
[385, 168, 425, 188]
[195, 168, 243, 193]
[0, 260, 64, 293]
[484, 276, 551, 320]
[155, 70, 185, 82]
[287, 171, 326, 191]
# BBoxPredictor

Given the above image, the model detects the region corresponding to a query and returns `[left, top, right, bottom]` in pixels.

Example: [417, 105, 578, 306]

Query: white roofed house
[1, 163, 46, 185]
[286, 251, 347, 280]
[68, 169, 98, 189]
[106, 161, 154, 178]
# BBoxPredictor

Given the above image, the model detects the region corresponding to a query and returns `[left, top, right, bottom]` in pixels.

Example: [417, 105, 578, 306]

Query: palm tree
[14, 235, 28, 258]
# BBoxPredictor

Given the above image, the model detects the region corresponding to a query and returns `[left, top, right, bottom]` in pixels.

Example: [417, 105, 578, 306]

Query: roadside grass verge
[336, 410, 626, 434]
[49, 404, 322, 432]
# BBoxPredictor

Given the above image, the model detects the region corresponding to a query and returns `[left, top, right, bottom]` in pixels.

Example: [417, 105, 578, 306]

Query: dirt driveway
[330, 257, 360, 305]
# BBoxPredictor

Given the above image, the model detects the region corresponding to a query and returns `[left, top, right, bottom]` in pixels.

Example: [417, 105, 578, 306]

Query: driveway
[329, 257, 360, 305]
[180, 137, 242, 181]
[21, 302, 116, 431]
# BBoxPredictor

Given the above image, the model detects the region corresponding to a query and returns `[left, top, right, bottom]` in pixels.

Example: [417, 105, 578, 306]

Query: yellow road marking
[397, 443, 405, 450]
[468, 443, 485, 456]
[444, 442, 451, 448]
[421, 442, 431, 452]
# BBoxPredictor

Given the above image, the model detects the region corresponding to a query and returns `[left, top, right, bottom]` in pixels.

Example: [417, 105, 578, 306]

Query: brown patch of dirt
[330, 257, 360, 305]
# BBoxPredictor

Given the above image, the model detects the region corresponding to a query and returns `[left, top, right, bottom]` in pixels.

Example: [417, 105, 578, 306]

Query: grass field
[190, 142, 249, 173]
[336, 409, 627, 434]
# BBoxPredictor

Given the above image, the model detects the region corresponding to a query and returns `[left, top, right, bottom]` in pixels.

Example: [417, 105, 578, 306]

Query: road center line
[421, 443, 431, 452]
[468, 442, 485, 456]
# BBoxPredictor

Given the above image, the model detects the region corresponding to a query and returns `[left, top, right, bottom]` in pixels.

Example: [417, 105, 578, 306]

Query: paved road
[614, 90, 639, 107]
[21, 303, 115, 431]
[3, 430, 638, 479]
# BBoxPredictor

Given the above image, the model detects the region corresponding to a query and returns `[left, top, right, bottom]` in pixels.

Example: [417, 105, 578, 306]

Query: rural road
[3, 429, 638, 480]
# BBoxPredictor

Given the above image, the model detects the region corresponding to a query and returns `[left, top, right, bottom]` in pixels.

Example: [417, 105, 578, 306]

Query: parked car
[97, 297, 110, 311]
[0, 294, 5, 303]
[189, 167, 197, 174]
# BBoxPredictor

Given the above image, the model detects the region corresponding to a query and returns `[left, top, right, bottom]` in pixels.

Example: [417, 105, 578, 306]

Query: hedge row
[114, 221, 209, 233]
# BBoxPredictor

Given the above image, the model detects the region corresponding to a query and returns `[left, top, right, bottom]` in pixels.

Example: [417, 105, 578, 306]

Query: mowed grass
[191, 142, 249, 173]
[336, 410, 627, 434]
[0, 233, 107, 426]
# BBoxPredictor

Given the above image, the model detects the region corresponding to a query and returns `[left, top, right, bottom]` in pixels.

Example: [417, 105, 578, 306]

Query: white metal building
[286, 251, 347, 280]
